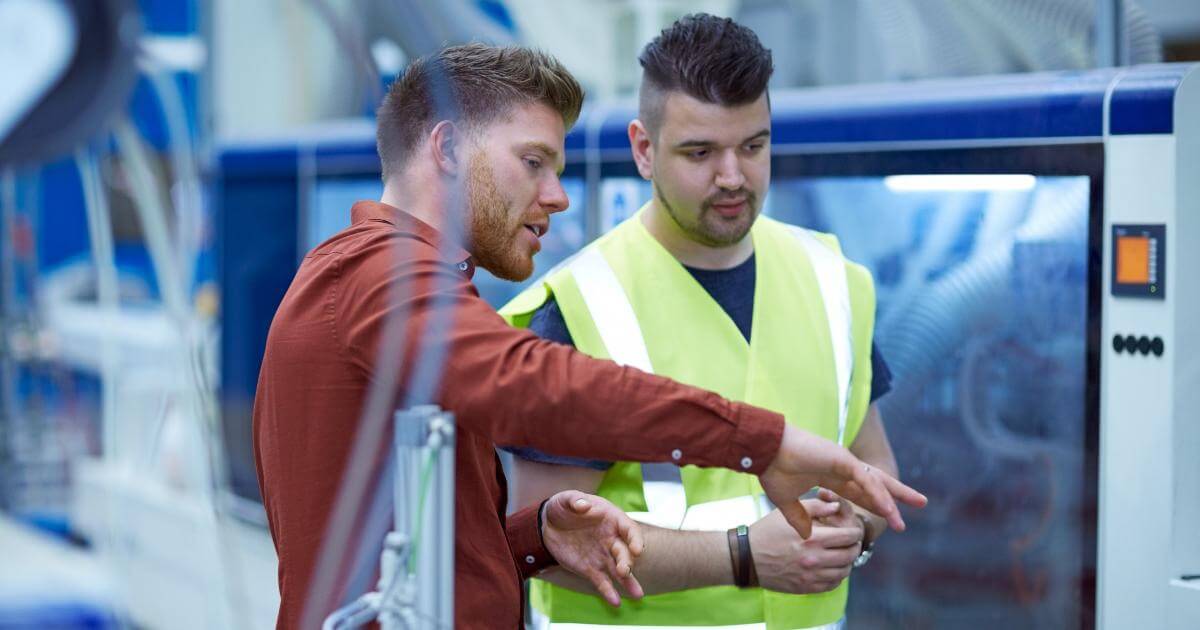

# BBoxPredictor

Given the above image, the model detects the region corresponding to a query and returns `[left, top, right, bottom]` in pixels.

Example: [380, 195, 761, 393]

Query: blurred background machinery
[2, 1, 1200, 629]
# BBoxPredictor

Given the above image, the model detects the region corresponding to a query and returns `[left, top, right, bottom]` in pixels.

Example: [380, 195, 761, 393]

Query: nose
[542, 177, 570, 214]
[714, 150, 746, 191]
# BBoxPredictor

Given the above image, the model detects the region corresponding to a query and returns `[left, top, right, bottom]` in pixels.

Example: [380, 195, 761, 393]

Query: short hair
[637, 14, 773, 137]
[376, 43, 584, 178]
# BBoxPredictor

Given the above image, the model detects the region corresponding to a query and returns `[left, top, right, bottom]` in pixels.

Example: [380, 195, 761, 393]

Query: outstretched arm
[344, 250, 925, 541]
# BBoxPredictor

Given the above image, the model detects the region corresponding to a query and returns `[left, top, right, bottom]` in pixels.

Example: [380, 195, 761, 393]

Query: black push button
[1113, 335, 1125, 353]
[1137, 336, 1152, 355]
[1151, 337, 1164, 357]
[1125, 335, 1138, 353]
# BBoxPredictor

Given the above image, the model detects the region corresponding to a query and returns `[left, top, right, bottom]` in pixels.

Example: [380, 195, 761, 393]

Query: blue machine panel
[582, 64, 1193, 151]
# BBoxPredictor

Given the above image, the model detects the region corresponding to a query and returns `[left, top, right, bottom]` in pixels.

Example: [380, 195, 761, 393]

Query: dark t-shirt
[508, 253, 893, 469]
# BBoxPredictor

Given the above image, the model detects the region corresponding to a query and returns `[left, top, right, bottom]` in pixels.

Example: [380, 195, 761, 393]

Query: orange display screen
[1116, 236, 1151, 284]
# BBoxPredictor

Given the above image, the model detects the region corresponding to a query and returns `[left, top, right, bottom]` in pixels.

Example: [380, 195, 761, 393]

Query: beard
[655, 184, 759, 248]
[466, 154, 534, 281]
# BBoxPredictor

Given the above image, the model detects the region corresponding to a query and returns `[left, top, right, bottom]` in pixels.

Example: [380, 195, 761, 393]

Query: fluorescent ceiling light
[884, 174, 1037, 192]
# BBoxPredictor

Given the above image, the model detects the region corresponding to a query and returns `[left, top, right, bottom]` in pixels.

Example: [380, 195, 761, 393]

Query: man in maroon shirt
[253, 43, 926, 629]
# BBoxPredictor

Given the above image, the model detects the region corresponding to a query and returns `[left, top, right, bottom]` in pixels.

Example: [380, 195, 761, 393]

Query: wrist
[537, 497, 551, 550]
[726, 525, 759, 588]
[853, 512, 876, 569]
[854, 509, 881, 547]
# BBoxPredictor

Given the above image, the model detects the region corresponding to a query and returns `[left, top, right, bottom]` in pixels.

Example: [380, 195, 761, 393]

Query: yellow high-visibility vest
[500, 205, 877, 629]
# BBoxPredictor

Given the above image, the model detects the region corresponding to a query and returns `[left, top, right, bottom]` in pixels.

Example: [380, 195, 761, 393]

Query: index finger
[853, 468, 924, 532]
[882, 472, 928, 509]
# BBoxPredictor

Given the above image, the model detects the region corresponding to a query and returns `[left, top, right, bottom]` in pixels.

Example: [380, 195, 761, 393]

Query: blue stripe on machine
[1109, 65, 1189, 135]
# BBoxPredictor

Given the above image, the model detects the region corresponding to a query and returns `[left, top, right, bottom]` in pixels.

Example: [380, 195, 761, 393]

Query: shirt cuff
[507, 503, 557, 580]
[725, 404, 785, 476]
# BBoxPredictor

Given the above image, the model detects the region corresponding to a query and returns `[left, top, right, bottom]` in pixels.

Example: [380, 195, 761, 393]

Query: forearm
[431, 297, 782, 471]
[538, 524, 732, 596]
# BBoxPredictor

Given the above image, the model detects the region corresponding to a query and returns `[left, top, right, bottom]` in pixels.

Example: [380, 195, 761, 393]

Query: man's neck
[640, 199, 754, 270]
[380, 173, 464, 241]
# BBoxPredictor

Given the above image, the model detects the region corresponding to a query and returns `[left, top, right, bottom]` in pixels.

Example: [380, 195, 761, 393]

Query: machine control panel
[1111, 224, 1166, 299]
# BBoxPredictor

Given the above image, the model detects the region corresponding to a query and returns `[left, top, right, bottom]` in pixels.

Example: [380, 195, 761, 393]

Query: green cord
[406, 448, 440, 573]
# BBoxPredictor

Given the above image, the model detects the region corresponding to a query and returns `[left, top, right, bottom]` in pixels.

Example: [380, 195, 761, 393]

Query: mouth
[521, 220, 548, 254]
[523, 222, 549, 239]
[710, 199, 748, 218]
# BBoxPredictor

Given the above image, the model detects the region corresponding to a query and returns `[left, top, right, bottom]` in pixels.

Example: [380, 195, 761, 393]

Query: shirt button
[740, 456, 753, 469]
[457, 261, 469, 272]
[525, 555, 536, 565]
[671, 449, 682, 461]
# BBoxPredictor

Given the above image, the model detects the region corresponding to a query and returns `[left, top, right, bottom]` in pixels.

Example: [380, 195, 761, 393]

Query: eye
[744, 143, 765, 153]
[524, 157, 542, 170]
[686, 149, 709, 160]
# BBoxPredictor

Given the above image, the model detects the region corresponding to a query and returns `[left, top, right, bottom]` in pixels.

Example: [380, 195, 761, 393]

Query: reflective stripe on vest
[626, 491, 772, 531]
[566, 227, 855, 531]
[537, 614, 847, 630]
[570, 247, 654, 373]
[784, 226, 854, 446]
[569, 246, 684, 523]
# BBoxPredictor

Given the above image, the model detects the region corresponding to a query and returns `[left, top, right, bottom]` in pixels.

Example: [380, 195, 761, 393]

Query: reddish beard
[466, 154, 534, 281]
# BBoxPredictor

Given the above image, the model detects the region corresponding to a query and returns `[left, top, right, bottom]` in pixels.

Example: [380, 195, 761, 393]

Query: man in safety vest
[499, 14, 902, 630]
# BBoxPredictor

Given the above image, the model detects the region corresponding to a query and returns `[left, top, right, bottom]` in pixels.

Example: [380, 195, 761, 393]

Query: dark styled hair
[376, 43, 584, 178]
[637, 14, 773, 136]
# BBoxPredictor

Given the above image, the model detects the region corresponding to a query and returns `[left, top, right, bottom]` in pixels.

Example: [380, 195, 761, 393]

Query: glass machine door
[767, 164, 1099, 628]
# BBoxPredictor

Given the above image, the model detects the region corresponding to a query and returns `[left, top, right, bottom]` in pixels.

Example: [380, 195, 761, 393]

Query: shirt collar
[350, 200, 475, 277]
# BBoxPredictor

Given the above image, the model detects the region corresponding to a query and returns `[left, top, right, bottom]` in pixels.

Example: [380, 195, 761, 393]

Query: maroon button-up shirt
[253, 201, 784, 629]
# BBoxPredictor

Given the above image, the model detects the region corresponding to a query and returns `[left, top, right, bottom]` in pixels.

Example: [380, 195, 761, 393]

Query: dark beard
[655, 184, 758, 247]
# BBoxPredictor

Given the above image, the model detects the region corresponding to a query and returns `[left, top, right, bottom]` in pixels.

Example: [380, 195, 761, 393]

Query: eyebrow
[673, 129, 771, 150]
[522, 141, 565, 174]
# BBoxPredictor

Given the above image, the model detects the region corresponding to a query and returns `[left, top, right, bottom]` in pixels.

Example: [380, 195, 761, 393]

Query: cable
[137, 54, 204, 304]
[74, 150, 121, 460]
[303, 0, 383, 114]
[303, 50, 468, 629]
[406, 448, 439, 574]
[321, 593, 380, 630]
[0, 169, 18, 511]
[73, 148, 136, 630]
[114, 116, 250, 630]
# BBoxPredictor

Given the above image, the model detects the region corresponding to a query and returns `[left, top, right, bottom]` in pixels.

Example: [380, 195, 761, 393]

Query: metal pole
[413, 408, 454, 628]
[434, 412, 454, 626]
[1095, 0, 1129, 68]
[325, 405, 455, 629]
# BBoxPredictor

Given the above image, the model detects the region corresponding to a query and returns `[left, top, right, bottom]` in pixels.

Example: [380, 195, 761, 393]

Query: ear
[628, 119, 654, 181]
[429, 120, 463, 177]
